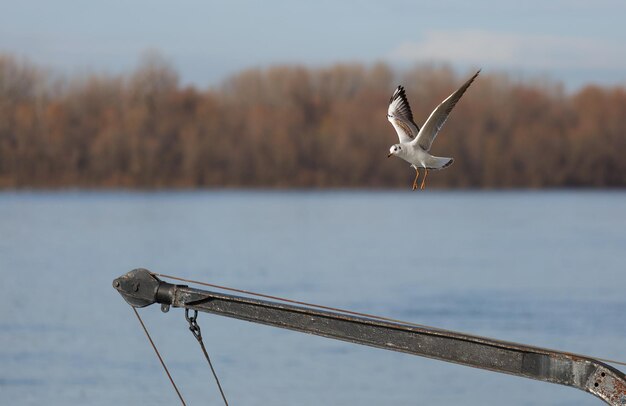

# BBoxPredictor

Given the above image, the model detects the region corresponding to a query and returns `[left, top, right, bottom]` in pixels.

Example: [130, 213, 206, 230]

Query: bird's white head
[387, 144, 403, 158]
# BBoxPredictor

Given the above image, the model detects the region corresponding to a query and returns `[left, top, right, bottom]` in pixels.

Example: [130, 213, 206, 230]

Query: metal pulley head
[113, 268, 161, 308]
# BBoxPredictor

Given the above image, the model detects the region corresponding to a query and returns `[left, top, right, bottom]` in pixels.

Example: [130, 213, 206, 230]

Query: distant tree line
[1, 53, 625, 189]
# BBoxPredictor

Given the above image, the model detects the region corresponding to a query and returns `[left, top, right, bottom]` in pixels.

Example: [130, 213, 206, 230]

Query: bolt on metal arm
[113, 269, 626, 405]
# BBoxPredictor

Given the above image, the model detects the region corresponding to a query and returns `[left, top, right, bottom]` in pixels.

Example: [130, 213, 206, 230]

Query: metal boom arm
[113, 269, 626, 405]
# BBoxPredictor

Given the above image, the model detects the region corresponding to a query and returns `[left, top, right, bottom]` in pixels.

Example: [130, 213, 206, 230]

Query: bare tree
[1, 53, 624, 189]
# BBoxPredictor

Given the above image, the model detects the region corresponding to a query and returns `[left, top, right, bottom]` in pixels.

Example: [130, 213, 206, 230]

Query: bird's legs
[420, 169, 429, 190]
[411, 168, 420, 191]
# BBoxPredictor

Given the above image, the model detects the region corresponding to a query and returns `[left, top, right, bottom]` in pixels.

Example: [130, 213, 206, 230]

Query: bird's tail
[425, 156, 454, 170]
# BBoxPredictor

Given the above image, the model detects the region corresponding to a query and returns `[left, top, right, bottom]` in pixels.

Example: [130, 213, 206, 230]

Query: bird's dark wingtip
[390, 85, 405, 103]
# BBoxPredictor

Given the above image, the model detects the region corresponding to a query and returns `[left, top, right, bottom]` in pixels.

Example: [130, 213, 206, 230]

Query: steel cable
[154, 272, 626, 368]
[132, 307, 186, 405]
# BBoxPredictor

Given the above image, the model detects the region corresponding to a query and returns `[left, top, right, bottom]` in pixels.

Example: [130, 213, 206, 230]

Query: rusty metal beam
[113, 269, 626, 405]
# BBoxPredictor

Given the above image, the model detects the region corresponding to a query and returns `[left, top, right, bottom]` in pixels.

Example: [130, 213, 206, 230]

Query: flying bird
[387, 70, 480, 190]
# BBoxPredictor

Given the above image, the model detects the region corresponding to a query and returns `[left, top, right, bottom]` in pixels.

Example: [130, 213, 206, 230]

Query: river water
[1, 190, 625, 405]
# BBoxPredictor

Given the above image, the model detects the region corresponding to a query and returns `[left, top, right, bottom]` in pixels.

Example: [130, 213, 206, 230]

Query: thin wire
[132, 307, 187, 405]
[198, 333, 229, 405]
[186, 310, 229, 405]
[154, 272, 626, 368]
[154, 273, 432, 328]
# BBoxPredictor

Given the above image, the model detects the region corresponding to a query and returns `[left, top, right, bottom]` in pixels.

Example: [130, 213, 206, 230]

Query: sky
[1, 0, 626, 91]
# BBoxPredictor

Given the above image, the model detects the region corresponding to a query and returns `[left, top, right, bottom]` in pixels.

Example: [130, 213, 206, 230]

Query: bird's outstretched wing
[387, 85, 420, 143]
[412, 70, 480, 152]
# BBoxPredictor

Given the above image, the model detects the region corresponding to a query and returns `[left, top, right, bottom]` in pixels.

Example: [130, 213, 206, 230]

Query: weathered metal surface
[114, 269, 626, 405]
[112, 268, 162, 308]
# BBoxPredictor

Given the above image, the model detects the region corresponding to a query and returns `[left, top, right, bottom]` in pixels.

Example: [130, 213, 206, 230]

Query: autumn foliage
[1, 54, 625, 189]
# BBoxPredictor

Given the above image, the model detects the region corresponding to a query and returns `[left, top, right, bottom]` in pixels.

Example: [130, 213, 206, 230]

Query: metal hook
[185, 308, 202, 342]
[185, 308, 197, 323]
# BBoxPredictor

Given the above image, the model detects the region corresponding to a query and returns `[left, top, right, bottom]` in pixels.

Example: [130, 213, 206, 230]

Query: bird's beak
[387, 153, 392, 158]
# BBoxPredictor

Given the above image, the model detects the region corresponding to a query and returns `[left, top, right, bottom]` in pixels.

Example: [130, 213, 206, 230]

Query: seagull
[387, 70, 480, 190]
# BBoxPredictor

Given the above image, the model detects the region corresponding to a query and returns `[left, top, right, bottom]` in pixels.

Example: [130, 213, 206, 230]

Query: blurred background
[1, 1, 626, 189]
[1, 1, 625, 405]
